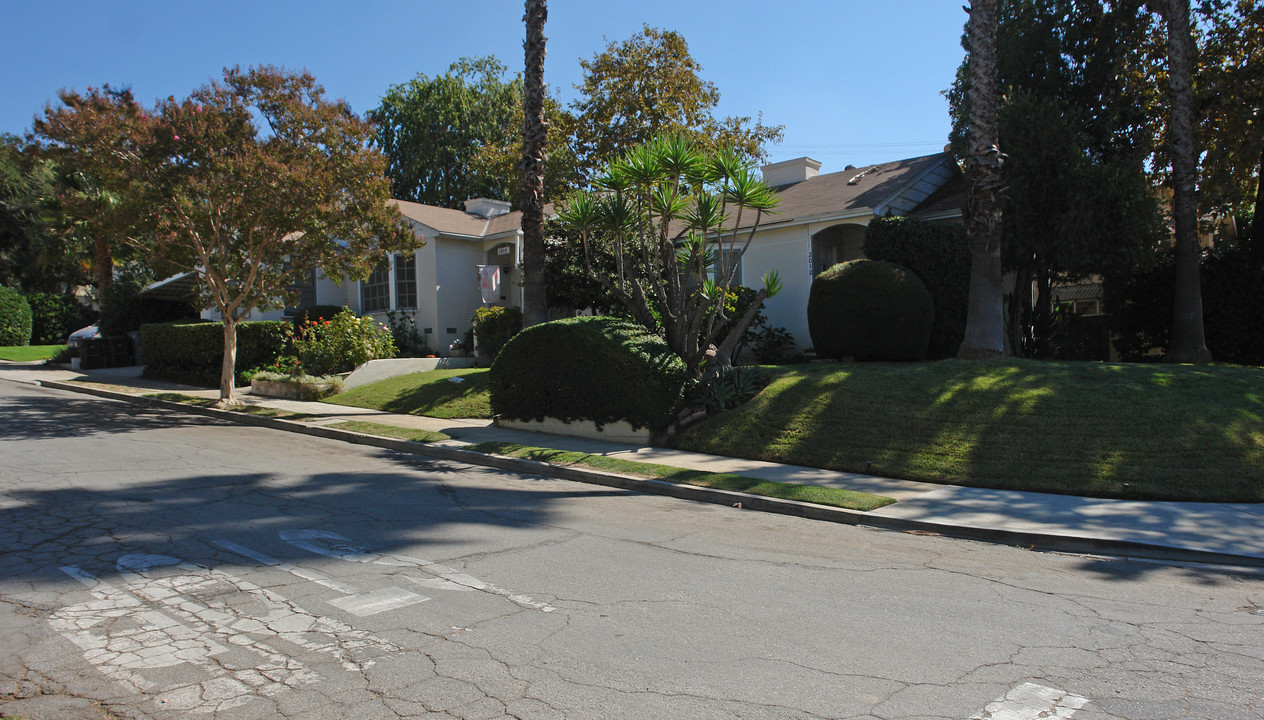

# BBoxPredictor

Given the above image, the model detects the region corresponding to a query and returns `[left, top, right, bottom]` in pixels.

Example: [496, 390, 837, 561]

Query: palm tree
[520, 0, 549, 327]
[1161, 0, 1212, 363]
[958, 0, 1006, 359]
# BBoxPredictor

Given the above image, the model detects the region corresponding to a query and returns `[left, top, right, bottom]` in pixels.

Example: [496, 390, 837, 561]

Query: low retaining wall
[496, 417, 653, 444]
[344, 357, 477, 389]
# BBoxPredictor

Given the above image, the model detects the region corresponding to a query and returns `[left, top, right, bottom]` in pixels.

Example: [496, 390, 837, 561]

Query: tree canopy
[568, 26, 783, 184]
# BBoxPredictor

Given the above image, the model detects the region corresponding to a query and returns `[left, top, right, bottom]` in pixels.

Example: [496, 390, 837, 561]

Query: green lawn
[0, 344, 67, 362]
[327, 420, 450, 443]
[674, 359, 1264, 502]
[323, 368, 492, 418]
[468, 441, 895, 512]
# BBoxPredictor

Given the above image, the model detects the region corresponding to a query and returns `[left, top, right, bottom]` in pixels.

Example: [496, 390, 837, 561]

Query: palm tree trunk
[958, 0, 1007, 360]
[520, 0, 549, 327]
[94, 234, 112, 303]
[1163, 0, 1212, 363]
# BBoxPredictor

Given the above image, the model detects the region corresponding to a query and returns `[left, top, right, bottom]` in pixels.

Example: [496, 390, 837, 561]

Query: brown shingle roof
[389, 199, 553, 238]
[744, 152, 958, 229]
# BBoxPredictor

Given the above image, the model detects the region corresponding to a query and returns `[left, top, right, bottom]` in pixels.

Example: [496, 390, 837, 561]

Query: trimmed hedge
[472, 305, 523, 361]
[808, 260, 935, 361]
[863, 216, 969, 359]
[0, 287, 32, 346]
[27, 293, 95, 345]
[141, 320, 292, 387]
[489, 315, 688, 432]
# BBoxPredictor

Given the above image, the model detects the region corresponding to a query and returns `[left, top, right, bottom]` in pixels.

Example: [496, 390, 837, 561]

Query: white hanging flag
[479, 265, 501, 304]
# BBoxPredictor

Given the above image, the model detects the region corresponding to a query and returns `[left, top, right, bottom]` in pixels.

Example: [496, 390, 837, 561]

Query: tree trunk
[216, 317, 240, 407]
[520, 0, 550, 327]
[1163, 0, 1212, 363]
[94, 234, 112, 303]
[958, 0, 1007, 360]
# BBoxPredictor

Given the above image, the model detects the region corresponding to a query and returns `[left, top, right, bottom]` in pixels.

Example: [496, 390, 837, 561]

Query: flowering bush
[292, 309, 395, 375]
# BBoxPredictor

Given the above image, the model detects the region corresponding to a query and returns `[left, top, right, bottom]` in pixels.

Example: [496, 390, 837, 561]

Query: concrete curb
[33, 378, 1264, 571]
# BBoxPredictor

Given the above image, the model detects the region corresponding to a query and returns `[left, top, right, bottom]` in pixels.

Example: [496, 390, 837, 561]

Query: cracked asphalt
[2, 379, 1262, 720]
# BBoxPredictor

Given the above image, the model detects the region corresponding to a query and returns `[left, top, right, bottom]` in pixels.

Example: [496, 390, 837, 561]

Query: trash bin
[107, 336, 134, 367]
[81, 338, 107, 370]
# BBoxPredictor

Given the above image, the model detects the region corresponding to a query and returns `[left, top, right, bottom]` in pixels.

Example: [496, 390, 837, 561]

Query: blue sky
[1, 0, 968, 172]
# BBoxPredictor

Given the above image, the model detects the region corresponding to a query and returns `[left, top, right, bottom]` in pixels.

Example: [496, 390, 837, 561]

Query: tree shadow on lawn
[680, 359, 1264, 502]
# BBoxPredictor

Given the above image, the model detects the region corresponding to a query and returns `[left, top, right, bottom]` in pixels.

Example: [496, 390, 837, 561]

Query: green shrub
[1109, 245, 1264, 365]
[863, 216, 968, 359]
[27, 293, 95, 345]
[472, 305, 523, 361]
[489, 316, 688, 432]
[808, 260, 935, 361]
[0, 286, 33, 346]
[293, 309, 395, 375]
[385, 310, 432, 356]
[292, 305, 348, 328]
[141, 320, 292, 387]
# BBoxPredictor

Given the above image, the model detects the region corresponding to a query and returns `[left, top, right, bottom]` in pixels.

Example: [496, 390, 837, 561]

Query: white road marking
[279, 529, 556, 612]
[116, 553, 399, 673]
[213, 539, 429, 616]
[971, 682, 1089, 720]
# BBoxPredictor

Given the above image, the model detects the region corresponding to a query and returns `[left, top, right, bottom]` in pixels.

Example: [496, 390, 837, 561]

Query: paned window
[360, 260, 390, 313]
[394, 253, 417, 309]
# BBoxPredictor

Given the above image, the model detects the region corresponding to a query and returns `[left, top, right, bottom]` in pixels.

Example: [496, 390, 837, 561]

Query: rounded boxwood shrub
[0, 287, 33, 346]
[472, 305, 523, 361]
[489, 316, 688, 432]
[807, 259, 935, 361]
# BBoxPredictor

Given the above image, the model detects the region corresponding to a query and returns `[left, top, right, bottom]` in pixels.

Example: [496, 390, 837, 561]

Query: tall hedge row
[141, 320, 292, 387]
[27, 293, 95, 345]
[0, 287, 33, 346]
[489, 316, 688, 432]
[863, 216, 969, 359]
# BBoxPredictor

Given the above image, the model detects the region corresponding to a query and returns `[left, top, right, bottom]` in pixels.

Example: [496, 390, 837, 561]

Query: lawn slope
[674, 359, 1264, 502]
[324, 368, 492, 418]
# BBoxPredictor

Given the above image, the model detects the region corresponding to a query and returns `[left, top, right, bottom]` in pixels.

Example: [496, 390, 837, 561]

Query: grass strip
[0, 344, 67, 362]
[326, 420, 449, 443]
[466, 441, 896, 512]
[144, 392, 314, 420]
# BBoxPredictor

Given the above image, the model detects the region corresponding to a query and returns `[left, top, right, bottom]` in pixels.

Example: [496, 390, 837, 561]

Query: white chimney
[464, 198, 512, 219]
[761, 157, 822, 187]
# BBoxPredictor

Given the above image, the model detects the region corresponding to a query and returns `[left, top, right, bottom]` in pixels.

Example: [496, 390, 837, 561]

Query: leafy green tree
[31, 86, 152, 303]
[1197, 0, 1263, 243]
[0, 135, 83, 293]
[949, 0, 1169, 357]
[557, 135, 780, 374]
[130, 66, 416, 405]
[568, 26, 783, 183]
[370, 58, 522, 208]
[958, 0, 1007, 359]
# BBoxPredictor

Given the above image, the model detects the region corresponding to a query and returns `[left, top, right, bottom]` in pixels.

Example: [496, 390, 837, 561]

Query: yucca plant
[557, 135, 781, 374]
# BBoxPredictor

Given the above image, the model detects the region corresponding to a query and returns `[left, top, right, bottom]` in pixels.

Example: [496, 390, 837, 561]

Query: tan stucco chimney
[760, 157, 822, 187]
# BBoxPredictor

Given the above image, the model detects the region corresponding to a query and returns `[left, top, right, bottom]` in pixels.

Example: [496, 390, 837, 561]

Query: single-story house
[150, 152, 968, 357]
[726, 152, 965, 350]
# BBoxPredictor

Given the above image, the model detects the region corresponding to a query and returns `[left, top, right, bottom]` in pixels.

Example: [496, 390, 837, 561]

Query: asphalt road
[1, 378, 1262, 720]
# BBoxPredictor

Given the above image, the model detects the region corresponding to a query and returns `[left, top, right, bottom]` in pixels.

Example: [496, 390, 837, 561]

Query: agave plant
[557, 135, 780, 374]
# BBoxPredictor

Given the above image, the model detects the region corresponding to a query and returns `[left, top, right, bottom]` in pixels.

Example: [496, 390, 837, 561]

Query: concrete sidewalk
[5, 361, 1263, 569]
